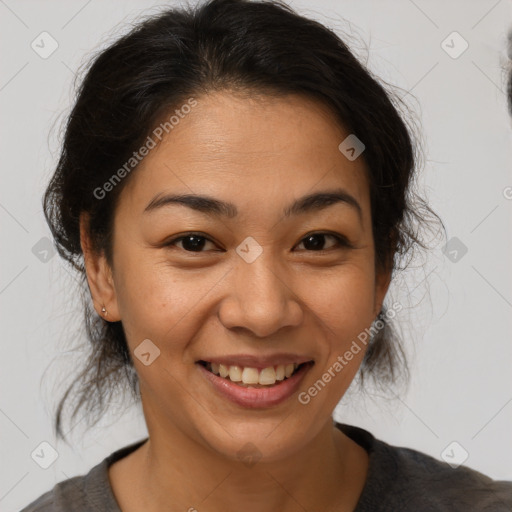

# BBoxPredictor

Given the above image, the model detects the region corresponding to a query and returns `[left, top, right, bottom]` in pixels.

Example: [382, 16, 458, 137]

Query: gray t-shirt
[20, 423, 512, 511]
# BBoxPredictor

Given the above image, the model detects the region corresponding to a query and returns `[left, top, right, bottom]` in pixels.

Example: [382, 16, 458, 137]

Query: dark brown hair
[43, 0, 444, 441]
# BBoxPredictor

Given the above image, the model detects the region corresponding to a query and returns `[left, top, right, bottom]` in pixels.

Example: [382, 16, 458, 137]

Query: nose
[218, 252, 303, 338]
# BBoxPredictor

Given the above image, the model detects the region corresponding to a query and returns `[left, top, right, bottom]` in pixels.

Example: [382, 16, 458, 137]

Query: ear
[373, 264, 392, 317]
[79, 212, 121, 322]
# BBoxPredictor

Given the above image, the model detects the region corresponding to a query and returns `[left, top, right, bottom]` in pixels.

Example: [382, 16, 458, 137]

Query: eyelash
[164, 231, 353, 253]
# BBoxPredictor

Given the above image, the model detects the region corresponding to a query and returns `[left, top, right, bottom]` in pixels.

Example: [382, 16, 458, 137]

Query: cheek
[113, 251, 220, 349]
[303, 264, 377, 333]
[293, 274, 376, 411]
[303, 265, 377, 386]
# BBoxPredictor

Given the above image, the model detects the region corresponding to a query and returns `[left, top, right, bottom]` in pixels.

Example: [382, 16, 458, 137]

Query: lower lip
[197, 362, 313, 408]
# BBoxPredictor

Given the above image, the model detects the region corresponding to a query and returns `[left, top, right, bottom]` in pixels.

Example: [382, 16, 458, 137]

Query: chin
[194, 415, 319, 465]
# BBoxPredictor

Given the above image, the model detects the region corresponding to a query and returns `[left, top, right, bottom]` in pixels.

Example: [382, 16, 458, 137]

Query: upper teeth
[209, 363, 298, 385]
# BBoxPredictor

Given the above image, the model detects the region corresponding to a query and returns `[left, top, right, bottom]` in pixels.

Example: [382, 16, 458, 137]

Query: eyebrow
[144, 188, 363, 223]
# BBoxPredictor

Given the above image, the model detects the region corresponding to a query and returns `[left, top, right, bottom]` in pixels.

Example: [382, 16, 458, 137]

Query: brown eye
[295, 233, 351, 251]
[166, 233, 218, 252]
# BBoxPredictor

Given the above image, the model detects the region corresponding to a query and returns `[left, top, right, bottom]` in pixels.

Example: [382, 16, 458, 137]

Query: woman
[22, 0, 512, 510]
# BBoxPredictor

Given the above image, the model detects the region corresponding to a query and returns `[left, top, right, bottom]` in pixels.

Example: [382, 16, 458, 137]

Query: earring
[101, 306, 108, 317]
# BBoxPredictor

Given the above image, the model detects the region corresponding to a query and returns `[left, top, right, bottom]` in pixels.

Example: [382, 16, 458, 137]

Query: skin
[80, 90, 392, 512]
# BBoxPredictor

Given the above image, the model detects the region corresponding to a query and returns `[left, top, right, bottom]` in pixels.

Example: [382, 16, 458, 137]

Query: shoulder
[19, 474, 88, 512]
[382, 441, 512, 511]
[336, 423, 512, 512]
[20, 438, 148, 512]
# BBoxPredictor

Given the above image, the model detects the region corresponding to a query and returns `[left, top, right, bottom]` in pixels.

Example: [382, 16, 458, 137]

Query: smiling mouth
[197, 360, 313, 388]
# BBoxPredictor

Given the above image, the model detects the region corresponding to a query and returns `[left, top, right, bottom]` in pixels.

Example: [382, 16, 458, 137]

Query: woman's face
[92, 91, 390, 461]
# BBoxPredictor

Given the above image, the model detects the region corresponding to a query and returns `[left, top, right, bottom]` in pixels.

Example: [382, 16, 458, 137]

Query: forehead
[119, 91, 370, 217]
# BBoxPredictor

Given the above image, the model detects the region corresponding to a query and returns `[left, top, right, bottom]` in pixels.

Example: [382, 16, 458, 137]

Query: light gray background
[1, 0, 511, 510]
